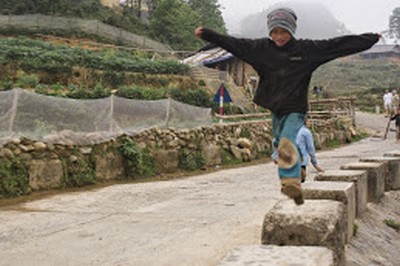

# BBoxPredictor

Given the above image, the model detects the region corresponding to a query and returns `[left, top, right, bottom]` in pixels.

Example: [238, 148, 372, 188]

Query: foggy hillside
[238, 1, 351, 39]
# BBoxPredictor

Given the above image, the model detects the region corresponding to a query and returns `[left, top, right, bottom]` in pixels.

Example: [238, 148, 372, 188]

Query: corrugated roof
[182, 47, 234, 66]
[360, 44, 400, 55]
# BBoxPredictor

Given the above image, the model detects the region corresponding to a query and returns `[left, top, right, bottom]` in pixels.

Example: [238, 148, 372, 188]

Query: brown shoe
[281, 178, 304, 205]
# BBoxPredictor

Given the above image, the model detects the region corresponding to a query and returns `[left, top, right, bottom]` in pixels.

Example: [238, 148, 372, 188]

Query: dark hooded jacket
[200, 28, 380, 116]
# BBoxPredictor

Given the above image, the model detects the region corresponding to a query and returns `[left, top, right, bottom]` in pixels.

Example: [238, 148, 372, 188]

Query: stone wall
[0, 117, 358, 197]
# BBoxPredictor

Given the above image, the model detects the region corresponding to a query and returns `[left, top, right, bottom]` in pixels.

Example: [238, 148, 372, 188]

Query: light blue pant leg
[272, 113, 305, 179]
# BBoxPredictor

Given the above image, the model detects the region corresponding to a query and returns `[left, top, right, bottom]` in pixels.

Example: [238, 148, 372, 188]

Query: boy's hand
[195, 27, 204, 38]
[314, 165, 324, 172]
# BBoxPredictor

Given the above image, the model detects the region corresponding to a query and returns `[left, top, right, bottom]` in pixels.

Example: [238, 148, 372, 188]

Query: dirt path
[0, 112, 398, 266]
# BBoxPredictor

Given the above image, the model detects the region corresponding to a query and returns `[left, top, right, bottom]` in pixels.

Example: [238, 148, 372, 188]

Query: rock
[94, 150, 125, 181]
[230, 145, 242, 160]
[3, 148, 14, 159]
[13, 148, 21, 156]
[69, 155, 78, 162]
[237, 138, 251, 149]
[33, 142, 47, 152]
[203, 144, 221, 166]
[29, 159, 63, 190]
[153, 149, 179, 173]
[241, 148, 252, 162]
[80, 147, 92, 154]
[234, 127, 241, 138]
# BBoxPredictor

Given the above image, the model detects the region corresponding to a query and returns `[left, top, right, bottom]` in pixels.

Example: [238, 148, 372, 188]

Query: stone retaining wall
[0, 117, 356, 196]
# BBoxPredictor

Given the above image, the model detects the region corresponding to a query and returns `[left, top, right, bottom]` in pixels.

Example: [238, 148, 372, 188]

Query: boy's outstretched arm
[309, 33, 381, 64]
[193, 26, 264, 67]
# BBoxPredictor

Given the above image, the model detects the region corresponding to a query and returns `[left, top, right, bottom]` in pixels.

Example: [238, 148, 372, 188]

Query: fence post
[165, 97, 171, 128]
[8, 89, 20, 133]
[109, 94, 114, 132]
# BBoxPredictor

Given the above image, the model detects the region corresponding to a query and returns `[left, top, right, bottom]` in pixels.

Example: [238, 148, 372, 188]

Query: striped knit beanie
[267, 8, 297, 36]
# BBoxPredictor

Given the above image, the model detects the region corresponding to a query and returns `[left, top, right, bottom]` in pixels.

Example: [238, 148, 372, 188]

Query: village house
[359, 44, 400, 59]
[183, 45, 259, 93]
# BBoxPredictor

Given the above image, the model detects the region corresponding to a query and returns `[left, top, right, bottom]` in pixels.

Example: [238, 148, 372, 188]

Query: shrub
[66, 83, 111, 99]
[0, 159, 30, 199]
[62, 157, 96, 188]
[119, 137, 156, 179]
[116, 86, 144, 99]
[14, 72, 40, 88]
[0, 78, 14, 91]
[220, 149, 241, 165]
[169, 88, 212, 107]
[178, 148, 205, 171]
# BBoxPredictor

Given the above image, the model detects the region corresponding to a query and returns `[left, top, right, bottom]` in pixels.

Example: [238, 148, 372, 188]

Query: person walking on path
[195, 7, 380, 205]
[383, 90, 393, 117]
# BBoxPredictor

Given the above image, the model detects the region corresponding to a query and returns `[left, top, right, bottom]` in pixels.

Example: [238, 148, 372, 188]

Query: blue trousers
[272, 112, 306, 179]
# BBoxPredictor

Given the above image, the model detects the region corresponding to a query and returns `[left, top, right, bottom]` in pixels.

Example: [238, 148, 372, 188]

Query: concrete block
[384, 150, 400, 157]
[360, 157, 400, 190]
[261, 200, 346, 266]
[219, 245, 334, 266]
[303, 181, 356, 242]
[340, 162, 386, 203]
[315, 170, 368, 217]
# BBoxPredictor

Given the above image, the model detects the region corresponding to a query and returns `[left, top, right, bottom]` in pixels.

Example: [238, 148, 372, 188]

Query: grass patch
[353, 223, 359, 236]
[325, 139, 341, 149]
[221, 149, 242, 165]
[383, 219, 400, 231]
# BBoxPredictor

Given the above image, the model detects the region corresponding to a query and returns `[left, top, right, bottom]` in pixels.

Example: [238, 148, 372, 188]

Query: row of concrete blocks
[219, 151, 400, 266]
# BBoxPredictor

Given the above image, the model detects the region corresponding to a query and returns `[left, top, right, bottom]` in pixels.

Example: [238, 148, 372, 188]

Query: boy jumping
[195, 7, 380, 205]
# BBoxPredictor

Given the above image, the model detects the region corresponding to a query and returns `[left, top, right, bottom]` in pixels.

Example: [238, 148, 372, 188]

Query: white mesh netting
[0, 89, 212, 146]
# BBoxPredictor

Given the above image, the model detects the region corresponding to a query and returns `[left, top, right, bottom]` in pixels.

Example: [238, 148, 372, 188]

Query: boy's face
[270, 28, 292, 47]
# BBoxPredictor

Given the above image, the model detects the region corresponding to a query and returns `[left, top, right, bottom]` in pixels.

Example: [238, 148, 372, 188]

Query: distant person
[390, 106, 400, 143]
[383, 90, 393, 117]
[195, 7, 380, 205]
[313, 86, 322, 98]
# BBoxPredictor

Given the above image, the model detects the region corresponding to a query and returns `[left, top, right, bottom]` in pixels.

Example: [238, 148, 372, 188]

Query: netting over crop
[0, 89, 212, 146]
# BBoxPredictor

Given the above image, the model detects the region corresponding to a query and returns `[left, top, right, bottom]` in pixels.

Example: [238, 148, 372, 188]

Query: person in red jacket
[195, 7, 380, 205]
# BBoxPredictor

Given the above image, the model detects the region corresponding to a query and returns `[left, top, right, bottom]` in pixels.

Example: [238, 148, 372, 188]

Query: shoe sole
[282, 184, 304, 205]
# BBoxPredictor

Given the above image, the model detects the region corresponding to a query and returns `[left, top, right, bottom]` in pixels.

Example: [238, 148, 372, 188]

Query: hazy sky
[218, 0, 399, 35]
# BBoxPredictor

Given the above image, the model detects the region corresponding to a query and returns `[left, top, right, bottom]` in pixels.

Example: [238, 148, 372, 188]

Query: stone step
[261, 199, 346, 266]
[303, 181, 356, 242]
[360, 156, 400, 190]
[315, 170, 368, 217]
[383, 150, 400, 157]
[218, 245, 334, 266]
[340, 162, 386, 203]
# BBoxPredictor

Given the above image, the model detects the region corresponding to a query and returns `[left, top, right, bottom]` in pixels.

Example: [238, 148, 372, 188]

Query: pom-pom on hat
[267, 8, 297, 36]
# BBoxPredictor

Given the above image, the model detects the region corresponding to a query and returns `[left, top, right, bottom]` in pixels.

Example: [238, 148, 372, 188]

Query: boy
[195, 7, 380, 205]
